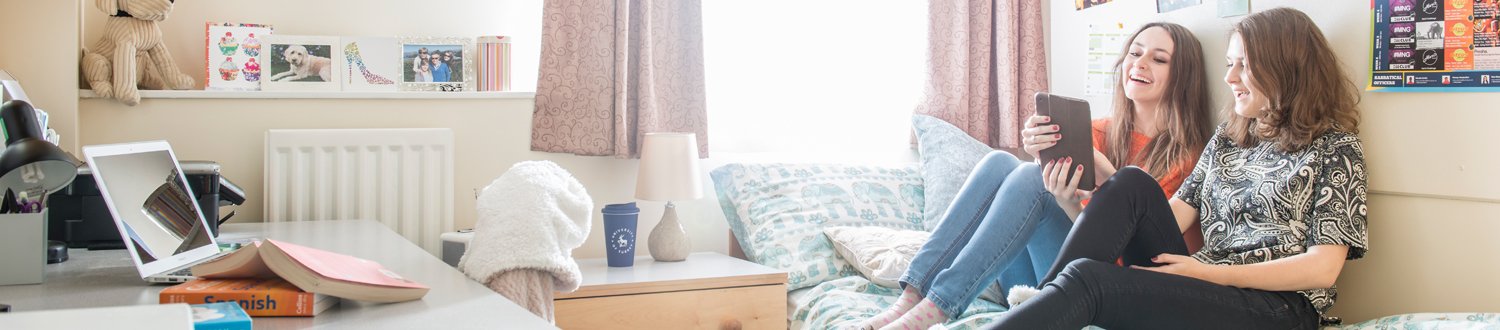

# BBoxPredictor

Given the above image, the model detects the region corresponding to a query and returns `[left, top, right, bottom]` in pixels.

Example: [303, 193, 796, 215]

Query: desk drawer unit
[555, 282, 784, 329]
[555, 253, 788, 330]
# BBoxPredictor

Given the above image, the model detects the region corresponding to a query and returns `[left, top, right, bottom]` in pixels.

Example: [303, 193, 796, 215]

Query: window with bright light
[703, 1, 928, 157]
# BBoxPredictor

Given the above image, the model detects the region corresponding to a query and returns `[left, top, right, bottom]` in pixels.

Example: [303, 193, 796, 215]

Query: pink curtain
[531, 0, 709, 158]
[916, 0, 1048, 150]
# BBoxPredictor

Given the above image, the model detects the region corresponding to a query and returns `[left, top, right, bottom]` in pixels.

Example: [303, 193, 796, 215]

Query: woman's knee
[1044, 259, 1116, 298]
[1101, 166, 1155, 191]
[976, 150, 1022, 172]
[960, 151, 1025, 190]
[1056, 258, 1116, 285]
[1001, 163, 1046, 192]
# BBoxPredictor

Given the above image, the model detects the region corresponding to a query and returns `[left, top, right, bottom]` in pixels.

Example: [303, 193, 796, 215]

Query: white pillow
[822, 226, 931, 288]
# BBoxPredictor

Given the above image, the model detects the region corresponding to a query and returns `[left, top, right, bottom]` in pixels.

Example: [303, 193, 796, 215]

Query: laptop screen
[87, 146, 214, 266]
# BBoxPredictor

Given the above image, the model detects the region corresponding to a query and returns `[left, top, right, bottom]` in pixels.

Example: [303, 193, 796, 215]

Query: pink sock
[879, 298, 948, 330]
[859, 286, 923, 330]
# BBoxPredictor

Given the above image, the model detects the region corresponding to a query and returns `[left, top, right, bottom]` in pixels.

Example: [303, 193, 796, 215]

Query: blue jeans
[898, 151, 1072, 318]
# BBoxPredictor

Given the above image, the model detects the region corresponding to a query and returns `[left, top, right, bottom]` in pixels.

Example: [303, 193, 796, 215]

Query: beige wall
[14, 0, 1497, 322]
[1047, 0, 1500, 322]
[63, 0, 734, 262]
[0, 0, 79, 151]
[77, 97, 743, 263]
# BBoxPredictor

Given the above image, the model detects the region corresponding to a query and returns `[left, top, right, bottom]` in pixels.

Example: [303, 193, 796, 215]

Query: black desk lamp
[0, 100, 80, 263]
[0, 101, 79, 193]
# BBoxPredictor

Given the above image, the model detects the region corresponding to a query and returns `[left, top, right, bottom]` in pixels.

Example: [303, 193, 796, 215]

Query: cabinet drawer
[555, 284, 786, 330]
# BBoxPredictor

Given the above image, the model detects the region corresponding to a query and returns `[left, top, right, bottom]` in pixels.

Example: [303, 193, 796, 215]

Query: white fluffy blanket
[460, 161, 593, 292]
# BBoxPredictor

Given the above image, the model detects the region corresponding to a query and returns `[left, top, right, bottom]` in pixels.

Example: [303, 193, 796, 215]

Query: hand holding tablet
[1032, 92, 1095, 191]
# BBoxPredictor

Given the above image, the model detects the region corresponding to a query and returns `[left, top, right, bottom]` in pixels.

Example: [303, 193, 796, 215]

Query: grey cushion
[912, 114, 994, 230]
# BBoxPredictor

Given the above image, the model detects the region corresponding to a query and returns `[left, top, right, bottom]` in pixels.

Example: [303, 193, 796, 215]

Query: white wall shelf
[79, 89, 535, 100]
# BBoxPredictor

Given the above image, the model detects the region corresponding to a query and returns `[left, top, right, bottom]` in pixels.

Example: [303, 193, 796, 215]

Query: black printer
[46, 161, 246, 250]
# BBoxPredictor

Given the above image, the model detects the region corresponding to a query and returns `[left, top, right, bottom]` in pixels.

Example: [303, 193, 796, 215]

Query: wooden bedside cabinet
[555, 252, 788, 330]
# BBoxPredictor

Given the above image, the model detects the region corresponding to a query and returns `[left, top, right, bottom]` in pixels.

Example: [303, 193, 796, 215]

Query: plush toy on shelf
[81, 0, 197, 106]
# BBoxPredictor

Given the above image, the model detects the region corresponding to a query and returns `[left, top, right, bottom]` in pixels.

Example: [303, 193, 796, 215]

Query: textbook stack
[159, 239, 429, 317]
[161, 278, 337, 317]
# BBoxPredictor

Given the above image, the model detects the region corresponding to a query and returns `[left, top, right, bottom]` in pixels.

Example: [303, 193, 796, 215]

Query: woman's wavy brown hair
[1105, 22, 1214, 178]
[1228, 7, 1361, 152]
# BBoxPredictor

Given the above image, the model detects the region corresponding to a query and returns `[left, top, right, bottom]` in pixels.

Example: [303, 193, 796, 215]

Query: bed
[787, 276, 1007, 329]
[708, 115, 1499, 330]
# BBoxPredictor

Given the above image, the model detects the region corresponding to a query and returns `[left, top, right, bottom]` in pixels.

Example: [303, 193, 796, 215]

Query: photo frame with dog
[260, 35, 344, 91]
[399, 37, 475, 92]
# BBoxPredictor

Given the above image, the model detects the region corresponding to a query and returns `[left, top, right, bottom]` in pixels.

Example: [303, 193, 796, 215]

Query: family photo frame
[260, 35, 344, 91]
[399, 37, 475, 92]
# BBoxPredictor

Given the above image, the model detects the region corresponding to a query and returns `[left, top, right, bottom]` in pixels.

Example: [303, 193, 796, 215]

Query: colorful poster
[1370, 0, 1500, 92]
[1086, 23, 1133, 98]
[1077, 0, 1116, 11]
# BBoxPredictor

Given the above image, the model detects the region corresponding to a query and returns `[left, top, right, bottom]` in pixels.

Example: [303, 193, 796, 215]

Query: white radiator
[265, 128, 454, 256]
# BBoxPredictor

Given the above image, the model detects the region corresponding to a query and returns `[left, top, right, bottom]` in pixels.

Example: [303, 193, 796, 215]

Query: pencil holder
[0, 210, 45, 285]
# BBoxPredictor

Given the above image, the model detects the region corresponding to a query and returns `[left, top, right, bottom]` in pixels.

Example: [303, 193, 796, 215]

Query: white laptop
[83, 141, 224, 283]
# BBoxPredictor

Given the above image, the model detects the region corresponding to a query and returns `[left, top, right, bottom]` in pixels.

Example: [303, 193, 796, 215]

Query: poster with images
[204, 22, 272, 91]
[1086, 22, 1134, 98]
[1370, 0, 1500, 92]
[1077, 0, 1116, 11]
[1157, 0, 1202, 13]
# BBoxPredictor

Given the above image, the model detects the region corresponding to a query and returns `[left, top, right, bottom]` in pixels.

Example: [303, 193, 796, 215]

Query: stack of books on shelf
[160, 239, 430, 318]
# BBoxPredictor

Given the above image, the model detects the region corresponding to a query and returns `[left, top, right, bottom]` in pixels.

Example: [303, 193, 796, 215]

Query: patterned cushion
[711, 163, 925, 290]
[912, 115, 995, 230]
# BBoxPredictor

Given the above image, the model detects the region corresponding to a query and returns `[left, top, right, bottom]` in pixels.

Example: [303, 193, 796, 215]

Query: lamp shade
[0, 100, 79, 194]
[634, 133, 703, 201]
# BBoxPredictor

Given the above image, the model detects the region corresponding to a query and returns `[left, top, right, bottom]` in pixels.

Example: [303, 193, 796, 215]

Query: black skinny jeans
[984, 167, 1320, 330]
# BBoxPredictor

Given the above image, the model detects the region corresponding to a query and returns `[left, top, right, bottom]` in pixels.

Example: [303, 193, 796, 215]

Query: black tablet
[1034, 92, 1095, 190]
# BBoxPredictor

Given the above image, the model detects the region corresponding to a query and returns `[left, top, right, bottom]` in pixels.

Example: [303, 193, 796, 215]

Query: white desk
[0, 220, 555, 329]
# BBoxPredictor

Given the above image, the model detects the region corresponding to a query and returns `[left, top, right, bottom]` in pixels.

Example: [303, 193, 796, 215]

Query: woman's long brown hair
[1227, 7, 1361, 152]
[1105, 22, 1214, 177]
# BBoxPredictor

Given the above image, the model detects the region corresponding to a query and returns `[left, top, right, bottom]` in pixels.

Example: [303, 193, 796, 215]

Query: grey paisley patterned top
[1174, 124, 1369, 316]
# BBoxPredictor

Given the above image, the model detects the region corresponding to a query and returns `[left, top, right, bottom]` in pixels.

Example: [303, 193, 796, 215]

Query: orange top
[1090, 119, 1204, 252]
[1089, 119, 1196, 197]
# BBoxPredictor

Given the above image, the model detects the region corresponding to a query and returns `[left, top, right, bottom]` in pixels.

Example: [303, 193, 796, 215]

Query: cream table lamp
[635, 132, 702, 262]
